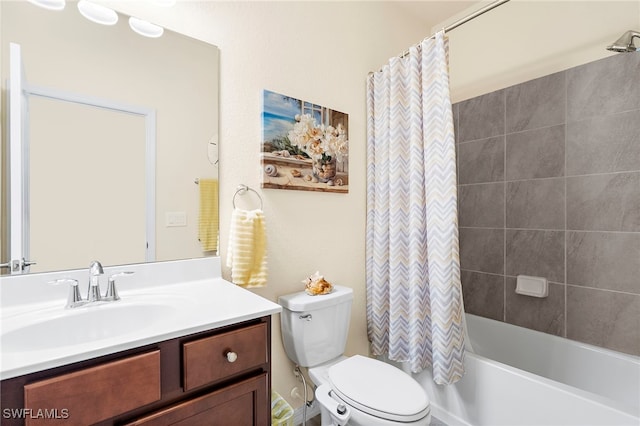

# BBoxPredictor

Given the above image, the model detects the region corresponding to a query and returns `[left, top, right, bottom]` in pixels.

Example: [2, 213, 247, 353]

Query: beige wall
[441, 0, 640, 102]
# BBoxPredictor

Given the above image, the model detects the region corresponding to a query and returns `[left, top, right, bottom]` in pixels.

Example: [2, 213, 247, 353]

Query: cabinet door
[127, 373, 268, 426]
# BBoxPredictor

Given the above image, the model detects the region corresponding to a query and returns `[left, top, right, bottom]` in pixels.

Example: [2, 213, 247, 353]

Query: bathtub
[393, 314, 640, 426]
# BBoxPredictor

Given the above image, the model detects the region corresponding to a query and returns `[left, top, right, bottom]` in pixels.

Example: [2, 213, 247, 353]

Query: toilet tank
[278, 285, 353, 367]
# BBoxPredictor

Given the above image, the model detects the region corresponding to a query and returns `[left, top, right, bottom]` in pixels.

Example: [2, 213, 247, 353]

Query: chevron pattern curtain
[365, 31, 465, 384]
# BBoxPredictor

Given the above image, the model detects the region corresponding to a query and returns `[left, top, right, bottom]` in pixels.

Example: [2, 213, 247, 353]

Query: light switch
[166, 212, 187, 227]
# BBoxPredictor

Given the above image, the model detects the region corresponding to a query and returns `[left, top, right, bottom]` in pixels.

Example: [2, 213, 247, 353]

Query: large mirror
[1, 0, 219, 275]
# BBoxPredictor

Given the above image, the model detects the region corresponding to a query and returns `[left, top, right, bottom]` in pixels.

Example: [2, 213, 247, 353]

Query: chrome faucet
[88, 260, 104, 302]
[48, 261, 134, 309]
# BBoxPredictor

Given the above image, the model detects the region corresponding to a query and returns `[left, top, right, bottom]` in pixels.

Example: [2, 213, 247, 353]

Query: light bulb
[77, 0, 118, 26]
[26, 0, 66, 11]
[129, 17, 164, 38]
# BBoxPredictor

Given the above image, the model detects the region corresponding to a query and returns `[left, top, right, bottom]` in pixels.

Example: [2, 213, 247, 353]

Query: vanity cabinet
[0, 316, 271, 426]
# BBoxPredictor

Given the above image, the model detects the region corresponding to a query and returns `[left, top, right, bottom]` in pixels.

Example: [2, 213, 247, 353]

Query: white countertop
[0, 258, 282, 380]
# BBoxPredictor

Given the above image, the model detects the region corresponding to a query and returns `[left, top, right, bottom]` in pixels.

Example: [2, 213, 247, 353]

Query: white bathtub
[393, 314, 640, 426]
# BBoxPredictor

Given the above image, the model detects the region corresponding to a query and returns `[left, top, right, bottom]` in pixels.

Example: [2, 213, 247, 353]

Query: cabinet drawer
[24, 351, 160, 425]
[183, 323, 267, 391]
[125, 373, 268, 426]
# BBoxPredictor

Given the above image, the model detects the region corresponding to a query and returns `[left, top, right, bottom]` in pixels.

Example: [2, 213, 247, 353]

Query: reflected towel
[226, 209, 268, 288]
[198, 179, 219, 252]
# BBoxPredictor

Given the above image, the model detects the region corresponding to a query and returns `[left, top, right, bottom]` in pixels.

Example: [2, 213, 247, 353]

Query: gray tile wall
[454, 52, 640, 356]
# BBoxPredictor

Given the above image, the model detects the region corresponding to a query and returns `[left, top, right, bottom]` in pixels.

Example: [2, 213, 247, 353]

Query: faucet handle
[104, 271, 134, 301]
[49, 278, 83, 309]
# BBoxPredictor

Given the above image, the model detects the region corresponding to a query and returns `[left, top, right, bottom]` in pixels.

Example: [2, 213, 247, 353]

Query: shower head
[607, 30, 640, 52]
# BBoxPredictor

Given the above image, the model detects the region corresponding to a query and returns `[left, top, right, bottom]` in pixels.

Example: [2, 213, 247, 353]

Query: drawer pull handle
[225, 351, 238, 363]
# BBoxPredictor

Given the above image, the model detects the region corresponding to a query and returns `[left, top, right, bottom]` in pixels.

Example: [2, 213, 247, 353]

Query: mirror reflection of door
[4, 42, 28, 274]
[28, 96, 147, 273]
[4, 42, 153, 275]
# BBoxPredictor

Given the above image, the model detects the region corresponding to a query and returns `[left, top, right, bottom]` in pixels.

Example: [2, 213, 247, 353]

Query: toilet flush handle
[299, 314, 312, 321]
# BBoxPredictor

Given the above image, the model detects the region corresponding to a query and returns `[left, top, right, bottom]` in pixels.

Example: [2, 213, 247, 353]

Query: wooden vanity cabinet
[0, 316, 271, 426]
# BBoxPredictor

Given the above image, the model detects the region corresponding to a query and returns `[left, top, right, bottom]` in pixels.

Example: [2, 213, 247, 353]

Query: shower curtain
[365, 31, 465, 385]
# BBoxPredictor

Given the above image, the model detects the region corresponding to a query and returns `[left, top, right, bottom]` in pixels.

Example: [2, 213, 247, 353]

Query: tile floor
[305, 415, 321, 426]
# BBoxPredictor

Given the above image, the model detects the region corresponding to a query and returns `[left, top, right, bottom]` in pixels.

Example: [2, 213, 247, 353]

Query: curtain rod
[397, 0, 511, 59]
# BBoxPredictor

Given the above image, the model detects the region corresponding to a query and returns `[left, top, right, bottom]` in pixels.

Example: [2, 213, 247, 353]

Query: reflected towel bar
[195, 180, 263, 210]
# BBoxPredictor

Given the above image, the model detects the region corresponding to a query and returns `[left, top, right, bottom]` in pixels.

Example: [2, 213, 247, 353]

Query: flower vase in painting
[312, 156, 337, 183]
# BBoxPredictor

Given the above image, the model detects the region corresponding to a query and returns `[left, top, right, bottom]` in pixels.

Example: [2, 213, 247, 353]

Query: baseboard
[293, 400, 320, 425]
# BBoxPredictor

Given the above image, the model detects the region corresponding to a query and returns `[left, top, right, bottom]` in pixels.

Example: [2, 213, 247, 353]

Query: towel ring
[232, 184, 263, 210]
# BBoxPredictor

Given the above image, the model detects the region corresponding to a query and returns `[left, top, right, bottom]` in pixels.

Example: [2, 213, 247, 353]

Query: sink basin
[1, 302, 179, 353]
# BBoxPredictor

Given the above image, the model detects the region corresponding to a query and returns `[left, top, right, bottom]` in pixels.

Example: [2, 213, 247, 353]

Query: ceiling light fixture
[77, 0, 118, 26]
[129, 17, 164, 38]
[26, 0, 66, 11]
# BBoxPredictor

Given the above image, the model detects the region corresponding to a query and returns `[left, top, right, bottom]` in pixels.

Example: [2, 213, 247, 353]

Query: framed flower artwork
[261, 90, 349, 193]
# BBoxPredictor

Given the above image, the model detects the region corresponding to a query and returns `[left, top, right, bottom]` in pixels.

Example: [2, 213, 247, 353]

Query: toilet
[279, 285, 431, 426]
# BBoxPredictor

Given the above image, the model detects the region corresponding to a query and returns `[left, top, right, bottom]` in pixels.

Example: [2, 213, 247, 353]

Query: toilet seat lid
[328, 355, 430, 422]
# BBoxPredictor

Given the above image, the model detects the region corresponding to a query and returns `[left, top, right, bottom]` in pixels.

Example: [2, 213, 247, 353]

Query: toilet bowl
[278, 286, 431, 426]
[310, 355, 431, 426]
